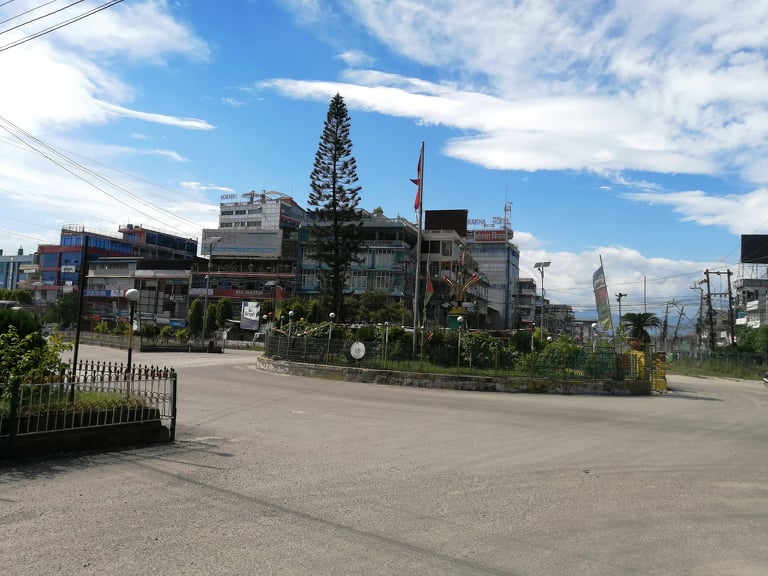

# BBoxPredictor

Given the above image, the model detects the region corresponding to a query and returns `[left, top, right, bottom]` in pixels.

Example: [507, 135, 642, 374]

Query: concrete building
[33, 224, 197, 304]
[296, 210, 418, 317]
[735, 275, 768, 329]
[0, 249, 35, 291]
[420, 228, 487, 328]
[85, 257, 195, 329]
[200, 191, 306, 319]
[466, 228, 519, 330]
[517, 277, 537, 329]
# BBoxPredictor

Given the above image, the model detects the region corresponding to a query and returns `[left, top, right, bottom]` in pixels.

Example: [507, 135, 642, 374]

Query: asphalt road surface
[2, 345, 768, 575]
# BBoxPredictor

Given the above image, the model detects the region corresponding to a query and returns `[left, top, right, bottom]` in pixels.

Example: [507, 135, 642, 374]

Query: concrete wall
[2, 421, 170, 461]
[256, 357, 651, 396]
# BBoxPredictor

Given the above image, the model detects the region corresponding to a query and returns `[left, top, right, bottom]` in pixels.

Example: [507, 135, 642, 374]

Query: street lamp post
[457, 315, 464, 373]
[262, 314, 269, 355]
[534, 261, 551, 337]
[125, 288, 140, 374]
[288, 310, 295, 357]
[201, 236, 222, 344]
[384, 321, 390, 369]
[326, 312, 335, 364]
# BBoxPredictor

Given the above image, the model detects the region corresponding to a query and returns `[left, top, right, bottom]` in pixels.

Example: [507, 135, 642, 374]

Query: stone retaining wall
[255, 357, 651, 396]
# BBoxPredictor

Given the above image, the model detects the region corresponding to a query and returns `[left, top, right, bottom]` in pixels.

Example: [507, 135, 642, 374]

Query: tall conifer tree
[308, 93, 364, 319]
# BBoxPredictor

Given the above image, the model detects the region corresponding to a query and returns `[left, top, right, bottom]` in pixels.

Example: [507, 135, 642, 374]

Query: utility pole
[726, 269, 735, 346]
[704, 270, 716, 352]
[690, 282, 705, 356]
[704, 269, 736, 349]
[671, 304, 684, 352]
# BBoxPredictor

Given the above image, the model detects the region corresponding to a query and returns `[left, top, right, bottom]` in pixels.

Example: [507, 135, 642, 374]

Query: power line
[0, 114, 204, 236]
[0, 0, 64, 29]
[0, 0, 123, 54]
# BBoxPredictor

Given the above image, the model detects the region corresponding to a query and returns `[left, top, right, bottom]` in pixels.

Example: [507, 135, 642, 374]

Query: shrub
[159, 325, 174, 339]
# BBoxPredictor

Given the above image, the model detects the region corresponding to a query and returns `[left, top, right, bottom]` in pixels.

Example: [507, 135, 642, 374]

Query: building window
[300, 270, 319, 290]
[349, 271, 368, 291]
[373, 271, 391, 290]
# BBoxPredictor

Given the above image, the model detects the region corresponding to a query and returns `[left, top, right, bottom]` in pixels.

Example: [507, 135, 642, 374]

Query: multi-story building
[544, 303, 575, 337]
[466, 228, 519, 330]
[735, 275, 768, 329]
[199, 191, 307, 316]
[85, 257, 195, 329]
[0, 249, 35, 291]
[296, 210, 418, 313]
[517, 278, 537, 329]
[33, 224, 197, 304]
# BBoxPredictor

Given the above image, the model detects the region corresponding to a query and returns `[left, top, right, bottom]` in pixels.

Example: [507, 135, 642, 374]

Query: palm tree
[621, 312, 661, 349]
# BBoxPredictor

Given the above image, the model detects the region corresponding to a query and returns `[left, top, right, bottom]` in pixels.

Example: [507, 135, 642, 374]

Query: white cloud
[180, 182, 235, 193]
[624, 188, 768, 235]
[99, 102, 215, 130]
[336, 50, 374, 67]
[56, 0, 211, 62]
[0, 1, 217, 252]
[518, 242, 721, 315]
[144, 149, 188, 162]
[221, 97, 245, 108]
[276, 0, 768, 182]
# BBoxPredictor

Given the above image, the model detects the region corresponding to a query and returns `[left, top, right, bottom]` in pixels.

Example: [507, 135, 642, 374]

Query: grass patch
[666, 358, 765, 380]
[1, 388, 147, 417]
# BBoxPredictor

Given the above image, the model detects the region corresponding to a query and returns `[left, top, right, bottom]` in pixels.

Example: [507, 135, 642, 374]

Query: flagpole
[412, 142, 424, 357]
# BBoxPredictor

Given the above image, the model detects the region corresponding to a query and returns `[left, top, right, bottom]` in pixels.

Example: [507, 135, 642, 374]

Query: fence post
[170, 371, 177, 442]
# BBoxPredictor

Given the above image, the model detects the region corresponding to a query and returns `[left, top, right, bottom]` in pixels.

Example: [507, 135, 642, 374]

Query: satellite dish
[350, 341, 366, 359]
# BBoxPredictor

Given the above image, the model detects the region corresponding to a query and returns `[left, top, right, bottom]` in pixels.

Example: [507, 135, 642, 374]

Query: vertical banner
[241, 301, 261, 331]
[593, 265, 614, 332]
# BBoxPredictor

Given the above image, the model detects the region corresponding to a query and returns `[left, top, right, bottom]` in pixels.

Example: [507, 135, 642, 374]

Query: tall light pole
[384, 321, 390, 369]
[326, 312, 335, 364]
[201, 236, 222, 341]
[457, 315, 464, 373]
[125, 288, 140, 373]
[288, 310, 295, 342]
[534, 261, 551, 337]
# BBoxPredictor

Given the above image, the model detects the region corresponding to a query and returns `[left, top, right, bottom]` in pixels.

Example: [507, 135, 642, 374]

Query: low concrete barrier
[3, 420, 170, 461]
[255, 357, 651, 396]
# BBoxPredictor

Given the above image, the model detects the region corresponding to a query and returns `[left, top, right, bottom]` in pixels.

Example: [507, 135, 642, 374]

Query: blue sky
[1, 0, 767, 329]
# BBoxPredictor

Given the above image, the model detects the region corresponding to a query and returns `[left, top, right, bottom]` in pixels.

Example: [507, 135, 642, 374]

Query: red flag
[411, 142, 424, 211]
[425, 275, 434, 305]
[275, 286, 285, 300]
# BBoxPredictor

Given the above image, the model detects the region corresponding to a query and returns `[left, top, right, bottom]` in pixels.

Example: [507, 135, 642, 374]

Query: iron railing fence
[1, 360, 177, 446]
[666, 349, 768, 379]
[264, 334, 641, 380]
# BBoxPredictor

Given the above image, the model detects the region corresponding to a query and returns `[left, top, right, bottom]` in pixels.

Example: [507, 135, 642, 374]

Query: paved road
[2, 346, 768, 575]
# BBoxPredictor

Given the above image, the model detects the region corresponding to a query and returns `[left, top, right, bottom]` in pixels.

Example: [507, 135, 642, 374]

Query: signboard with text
[473, 230, 508, 242]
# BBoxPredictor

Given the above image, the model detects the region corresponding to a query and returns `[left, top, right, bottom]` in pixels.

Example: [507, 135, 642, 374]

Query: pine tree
[308, 93, 365, 319]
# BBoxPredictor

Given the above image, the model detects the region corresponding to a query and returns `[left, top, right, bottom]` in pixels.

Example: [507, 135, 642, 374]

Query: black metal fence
[264, 333, 643, 380]
[1, 360, 177, 453]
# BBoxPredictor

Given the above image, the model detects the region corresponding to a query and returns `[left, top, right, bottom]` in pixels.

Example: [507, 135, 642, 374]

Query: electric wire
[0, 0, 123, 53]
[0, 115, 203, 237]
[0, 0, 64, 29]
